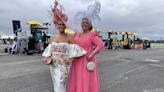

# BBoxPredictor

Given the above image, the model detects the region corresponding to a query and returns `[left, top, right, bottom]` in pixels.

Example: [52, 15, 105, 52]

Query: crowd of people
[105, 36, 151, 50]
[1, 31, 50, 55]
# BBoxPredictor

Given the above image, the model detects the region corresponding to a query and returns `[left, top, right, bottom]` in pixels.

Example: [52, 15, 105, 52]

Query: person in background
[42, 32, 47, 49]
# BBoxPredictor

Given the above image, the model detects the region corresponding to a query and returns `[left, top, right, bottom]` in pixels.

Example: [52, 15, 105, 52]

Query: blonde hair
[82, 17, 93, 30]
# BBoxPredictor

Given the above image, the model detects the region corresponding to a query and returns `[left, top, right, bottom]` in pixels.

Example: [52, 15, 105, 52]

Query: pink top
[73, 32, 104, 57]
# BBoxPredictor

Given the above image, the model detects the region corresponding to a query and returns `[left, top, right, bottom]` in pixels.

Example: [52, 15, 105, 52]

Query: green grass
[151, 43, 164, 48]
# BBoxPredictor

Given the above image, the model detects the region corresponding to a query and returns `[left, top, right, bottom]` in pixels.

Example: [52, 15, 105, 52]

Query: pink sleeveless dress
[68, 32, 104, 92]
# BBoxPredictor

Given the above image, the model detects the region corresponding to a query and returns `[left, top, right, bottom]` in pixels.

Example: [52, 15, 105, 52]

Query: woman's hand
[86, 55, 93, 62]
[66, 58, 75, 64]
[87, 49, 99, 62]
[43, 56, 52, 65]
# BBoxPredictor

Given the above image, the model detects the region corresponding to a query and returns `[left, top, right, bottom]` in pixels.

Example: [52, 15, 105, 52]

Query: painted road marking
[144, 88, 164, 92]
[144, 59, 160, 63]
[149, 64, 164, 68]
[108, 76, 128, 88]
[121, 65, 146, 76]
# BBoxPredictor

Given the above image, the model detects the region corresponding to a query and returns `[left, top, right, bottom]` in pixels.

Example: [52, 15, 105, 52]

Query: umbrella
[9, 35, 15, 39]
[127, 32, 133, 35]
[120, 32, 126, 35]
[109, 32, 118, 35]
[120, 32, 133, 35]
[0, 35, 8, 39]
[26, 20, 43, 27]
[108, 29, 113, 32]
[108, 29, 118, 35]
[133, 33, 139, 36]
[141, 37, 150, 40]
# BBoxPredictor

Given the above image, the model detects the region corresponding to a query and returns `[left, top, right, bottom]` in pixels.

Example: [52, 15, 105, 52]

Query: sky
[0, 0, 164, 40]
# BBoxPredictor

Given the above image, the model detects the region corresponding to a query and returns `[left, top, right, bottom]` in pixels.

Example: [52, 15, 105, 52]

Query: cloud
[97, 0, 164, 40]
[0, 0, 51, 35]
[0, 0, 164, 40]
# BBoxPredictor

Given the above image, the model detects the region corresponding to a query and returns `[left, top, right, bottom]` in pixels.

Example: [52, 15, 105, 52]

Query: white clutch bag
[87, 62, 95, 71]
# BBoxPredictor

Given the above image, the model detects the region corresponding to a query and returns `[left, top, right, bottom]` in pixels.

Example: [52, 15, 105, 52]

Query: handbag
[87, 62, 95, 71]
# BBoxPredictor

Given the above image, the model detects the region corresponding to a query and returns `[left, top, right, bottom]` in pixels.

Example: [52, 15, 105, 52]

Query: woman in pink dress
[68, 17, 104, 92]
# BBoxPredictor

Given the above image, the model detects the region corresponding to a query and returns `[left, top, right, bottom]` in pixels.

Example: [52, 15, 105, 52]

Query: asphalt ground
[0, 48, 164, 92]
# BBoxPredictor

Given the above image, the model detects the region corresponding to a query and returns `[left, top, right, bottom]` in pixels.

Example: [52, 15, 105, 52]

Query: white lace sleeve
[69, 44, 87, 58]
[42, 44, 52, 57]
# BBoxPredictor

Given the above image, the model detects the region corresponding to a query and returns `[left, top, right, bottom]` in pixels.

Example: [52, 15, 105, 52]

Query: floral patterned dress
[42, 42, 86, 92]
